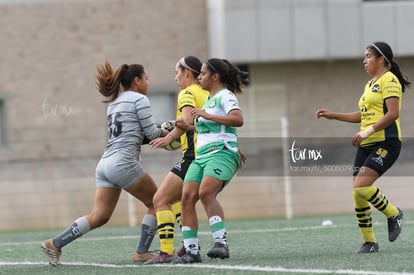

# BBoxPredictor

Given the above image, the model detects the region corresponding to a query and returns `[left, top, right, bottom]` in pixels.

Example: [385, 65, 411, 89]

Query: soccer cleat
[206, 242, 229, 259]
[143, 251, 173, 265]
[132, 251, 158, 263]
[356, 242, 379, 254]
[388, 208, 403, 242]
[175, 243, 186, 257]
[171, 251, 202, 264]
[41, 239, 62, 266]
[175, 240, 202, 257]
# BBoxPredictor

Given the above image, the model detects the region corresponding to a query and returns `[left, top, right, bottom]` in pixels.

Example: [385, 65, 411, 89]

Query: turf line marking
[1, 225, 336, 247]
[1, 221, 413, 247]
[0, 261, 413, 275]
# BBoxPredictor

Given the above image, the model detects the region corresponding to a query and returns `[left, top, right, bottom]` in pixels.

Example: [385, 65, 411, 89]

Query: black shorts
[353, 139, 401, 176]
[171, 157, 194, 180]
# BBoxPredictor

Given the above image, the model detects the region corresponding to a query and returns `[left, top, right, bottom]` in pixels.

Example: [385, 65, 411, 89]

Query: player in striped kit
[316, 42, 410, 253]
[172, 58, 247, 264]
[41, 60, 169, 266]
[143, 56, 209, 264]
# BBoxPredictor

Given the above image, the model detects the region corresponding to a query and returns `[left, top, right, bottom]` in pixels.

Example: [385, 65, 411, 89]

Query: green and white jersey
[195, 88, 240, 158]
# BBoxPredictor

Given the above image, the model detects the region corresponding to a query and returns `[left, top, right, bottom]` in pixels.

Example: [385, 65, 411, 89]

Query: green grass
[1, 212, 413, 275]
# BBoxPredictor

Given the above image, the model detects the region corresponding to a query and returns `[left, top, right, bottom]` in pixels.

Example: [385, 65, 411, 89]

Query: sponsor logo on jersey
[371, 84, 380, 92]
[209, 98, 217, 108]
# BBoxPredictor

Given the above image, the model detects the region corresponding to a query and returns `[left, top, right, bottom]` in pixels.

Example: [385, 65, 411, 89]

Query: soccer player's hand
[316, 108, 334, 119]
[175, 119, 194, 131]
[239, 150, 247, 169]
[352, 126, 375, 146]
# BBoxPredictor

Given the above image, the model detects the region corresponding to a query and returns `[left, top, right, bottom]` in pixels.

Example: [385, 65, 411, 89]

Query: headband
[206, 61, 219, 73]
[371, 44, 391, 65]
[179, 57, 199, 74]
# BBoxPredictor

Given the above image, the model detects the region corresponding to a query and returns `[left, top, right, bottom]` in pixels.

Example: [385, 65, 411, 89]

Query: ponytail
[206, 58, 248, 95]
[96, 60, 145, 102]
[368, 42, 411, 93]
[222, 59, 248, 95]
[390, 60, 411, 93]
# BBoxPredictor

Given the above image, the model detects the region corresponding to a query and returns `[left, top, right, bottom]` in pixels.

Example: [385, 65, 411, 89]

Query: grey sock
[136, 214, 157, 253]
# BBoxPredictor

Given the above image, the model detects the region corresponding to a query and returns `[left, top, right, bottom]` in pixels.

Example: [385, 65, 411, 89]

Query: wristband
[168, 132, 178, 141]
[359, 125, 375, 139]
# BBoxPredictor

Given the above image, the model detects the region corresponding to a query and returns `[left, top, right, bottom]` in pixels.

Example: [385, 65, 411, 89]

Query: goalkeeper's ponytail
[96, 60, 146, 103]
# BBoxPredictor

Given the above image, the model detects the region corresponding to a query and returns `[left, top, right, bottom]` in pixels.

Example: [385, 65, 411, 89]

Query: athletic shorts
[96, 149, 145, 189]
[353, 139, 401, 176]
[184, 149, 240, 187]
[171, 157, 194, 180]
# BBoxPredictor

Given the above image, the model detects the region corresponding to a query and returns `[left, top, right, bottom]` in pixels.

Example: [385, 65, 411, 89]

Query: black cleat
[388, 208, 403, 242]
[171, 251, 202, 264]
[206, 243, 229, 259]
[356, 242, 379, 254]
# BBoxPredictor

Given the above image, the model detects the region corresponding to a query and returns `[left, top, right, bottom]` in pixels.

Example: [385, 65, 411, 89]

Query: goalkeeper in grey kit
[41, 60, 169, 265]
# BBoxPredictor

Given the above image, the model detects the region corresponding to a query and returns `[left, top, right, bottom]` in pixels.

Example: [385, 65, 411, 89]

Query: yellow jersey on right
[358, 71, 402, 146]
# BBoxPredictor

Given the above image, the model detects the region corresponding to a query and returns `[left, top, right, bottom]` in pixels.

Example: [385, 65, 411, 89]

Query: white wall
[208, 0, 414, 62]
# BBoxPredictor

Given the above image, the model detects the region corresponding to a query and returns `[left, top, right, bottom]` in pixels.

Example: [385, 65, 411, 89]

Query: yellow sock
[156, 210, 175, 255]
[171, 201, 182, 228]
[355, 186, 398, 218]
[353, 189, 376, 243]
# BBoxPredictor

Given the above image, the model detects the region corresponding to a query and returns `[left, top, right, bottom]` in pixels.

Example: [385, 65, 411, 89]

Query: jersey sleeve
[221, 90, 240, 114]
[135, 95, 162, 140]
[177, 89, 196, 111]
[383, 74, 402, 100]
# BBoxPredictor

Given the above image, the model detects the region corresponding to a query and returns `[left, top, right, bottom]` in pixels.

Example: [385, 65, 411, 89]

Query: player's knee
[199, 190, 216, 205]
[181, 191, 198, 208]
[152, 192, 167, 209]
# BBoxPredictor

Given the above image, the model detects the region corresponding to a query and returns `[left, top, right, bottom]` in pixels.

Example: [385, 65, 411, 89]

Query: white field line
[0, 223, 356, 247]
[1, 222, 413, 274]
[0, 261, 413, 275]
[1, 220, 413, 247]
[0, 222, 414, 275]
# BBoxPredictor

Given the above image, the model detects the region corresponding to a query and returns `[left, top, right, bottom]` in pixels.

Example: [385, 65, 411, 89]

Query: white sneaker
[41, 239, 61, 266]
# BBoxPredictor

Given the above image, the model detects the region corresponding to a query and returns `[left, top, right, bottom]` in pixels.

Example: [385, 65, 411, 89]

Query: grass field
[1, 211, 413, 275]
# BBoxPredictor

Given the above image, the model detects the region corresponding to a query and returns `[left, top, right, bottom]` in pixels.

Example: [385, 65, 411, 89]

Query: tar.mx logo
[289, 140, 323, 163]
[41, 96, 74, 118]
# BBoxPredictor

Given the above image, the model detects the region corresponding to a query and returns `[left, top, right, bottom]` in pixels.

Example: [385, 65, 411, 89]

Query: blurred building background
[1, 0, 414, 231]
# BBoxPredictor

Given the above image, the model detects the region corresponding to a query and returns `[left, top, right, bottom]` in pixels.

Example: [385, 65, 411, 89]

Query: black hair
[96, 60, 145, 102]
[205, 58, 248, 95]
[367, 42, 410, 93]
[178, 56, 203, 78]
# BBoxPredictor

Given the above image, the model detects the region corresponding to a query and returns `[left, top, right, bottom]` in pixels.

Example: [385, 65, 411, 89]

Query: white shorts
[95, 149, 145, 189]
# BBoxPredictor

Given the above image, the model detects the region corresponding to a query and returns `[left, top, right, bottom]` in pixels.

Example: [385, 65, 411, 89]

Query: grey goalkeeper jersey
[103, 91, 162, 158]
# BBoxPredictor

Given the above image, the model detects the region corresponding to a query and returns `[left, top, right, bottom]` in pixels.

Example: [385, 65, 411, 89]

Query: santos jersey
[195, 88, 240, 158]
[176, 84, 209, 158]
[358, 71, 402, 146]
[103, 91, 162, 158]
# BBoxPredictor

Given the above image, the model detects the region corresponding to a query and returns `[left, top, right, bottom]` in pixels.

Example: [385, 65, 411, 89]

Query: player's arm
[170, 105, 194, 137]
[149, 105, 194, 148]
[370, 97, 399, 131]
[137, 97, 167, 140]
[191, 108, 243, 127]
[351, 97, 399, 146]
[316, 108, 361, 123]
